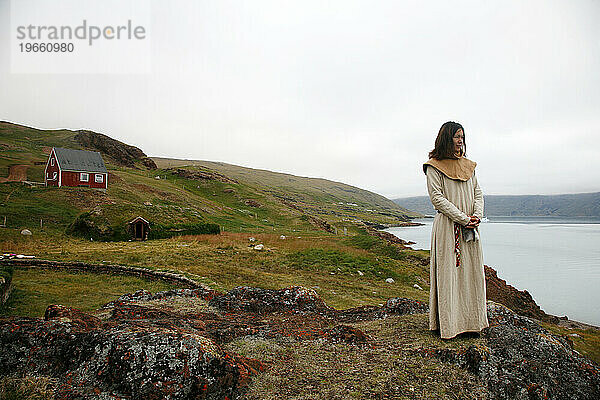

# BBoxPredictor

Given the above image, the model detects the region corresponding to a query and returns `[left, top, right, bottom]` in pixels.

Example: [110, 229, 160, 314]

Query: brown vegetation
[0, 165, 28, 183]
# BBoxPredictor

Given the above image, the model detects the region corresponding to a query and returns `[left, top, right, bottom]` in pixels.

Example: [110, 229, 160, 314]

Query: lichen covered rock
[419, 301, 600, 399]
[0, 308, 262, 399]
[208, 286, 333, 315]
[2, 285, 595, 399]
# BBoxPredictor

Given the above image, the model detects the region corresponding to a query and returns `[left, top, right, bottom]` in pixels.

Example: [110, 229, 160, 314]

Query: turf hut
[129, 216, 150, 241]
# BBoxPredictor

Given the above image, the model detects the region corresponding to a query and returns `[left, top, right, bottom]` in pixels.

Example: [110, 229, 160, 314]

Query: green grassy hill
[0, 121, 417, 240]
[0, 122, 83, 182]
[154, 157, 420, 224]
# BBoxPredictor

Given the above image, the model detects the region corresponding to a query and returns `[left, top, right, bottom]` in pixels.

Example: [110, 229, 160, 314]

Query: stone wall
[0, 259, 201, 288]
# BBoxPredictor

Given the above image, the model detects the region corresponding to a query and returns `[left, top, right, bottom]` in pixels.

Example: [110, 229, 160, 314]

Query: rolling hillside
[154, 157, 419, 224]
[0, 121, 418, 239]
[393, 193, 600, 217]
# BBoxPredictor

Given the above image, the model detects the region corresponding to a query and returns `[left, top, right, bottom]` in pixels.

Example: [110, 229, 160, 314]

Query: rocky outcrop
[306, 215, 335, 233]
[419, 301, 600, 399]
[243, 199, 261, 208]
[363, 221, 423, 230]
[365, 226, 415, 246]
[209, 286, 332, 315]
[1, 285, 597, 398]
[76, 130, 157, 169]
[336, 297, 430, 323]
[0, 311, 260, 399]
[0, 286, 427, 398]
[484, 264, 559, 323]
[168, 168, 237, 184]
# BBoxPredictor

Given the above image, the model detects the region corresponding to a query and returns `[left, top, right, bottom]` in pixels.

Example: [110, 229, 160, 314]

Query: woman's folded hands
[465, 215, 480, 228]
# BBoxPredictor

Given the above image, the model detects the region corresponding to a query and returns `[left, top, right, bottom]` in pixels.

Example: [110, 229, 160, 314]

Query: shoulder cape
[423, 157, 477, 181]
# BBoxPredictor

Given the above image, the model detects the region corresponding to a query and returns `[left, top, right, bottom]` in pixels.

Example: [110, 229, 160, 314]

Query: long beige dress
[424, 159, 489, 339]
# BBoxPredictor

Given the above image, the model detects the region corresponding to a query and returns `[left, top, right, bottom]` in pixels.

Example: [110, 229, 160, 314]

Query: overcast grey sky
[1, 0, 599, 198]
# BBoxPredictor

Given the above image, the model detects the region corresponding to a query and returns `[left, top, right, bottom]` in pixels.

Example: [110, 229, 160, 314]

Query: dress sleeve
[426, 165, 471, 226]
[472, 172, 484, 219]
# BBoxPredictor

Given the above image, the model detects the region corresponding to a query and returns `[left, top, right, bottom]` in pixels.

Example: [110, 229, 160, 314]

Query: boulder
[209, 286, 333, 315]
[0, 303, 264, 399]
[419, 301, 600, 399]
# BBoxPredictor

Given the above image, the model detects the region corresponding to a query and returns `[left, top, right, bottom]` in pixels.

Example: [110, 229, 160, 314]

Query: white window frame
[80, 172, 89, 182]
[95, 174, 104, 183]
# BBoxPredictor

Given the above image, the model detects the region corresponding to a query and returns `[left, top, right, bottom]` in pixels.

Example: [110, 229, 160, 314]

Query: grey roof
[53, 147, 107, 173]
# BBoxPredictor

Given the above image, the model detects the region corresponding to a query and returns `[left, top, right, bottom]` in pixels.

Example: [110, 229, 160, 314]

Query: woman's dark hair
[428, 121, 466, 160]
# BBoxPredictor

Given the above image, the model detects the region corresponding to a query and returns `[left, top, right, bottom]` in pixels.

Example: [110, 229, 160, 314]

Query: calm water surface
[385, 216, 600, 326]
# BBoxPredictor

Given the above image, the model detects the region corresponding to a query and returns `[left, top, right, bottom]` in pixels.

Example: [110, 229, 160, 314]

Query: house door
[135, 222, 144, 239]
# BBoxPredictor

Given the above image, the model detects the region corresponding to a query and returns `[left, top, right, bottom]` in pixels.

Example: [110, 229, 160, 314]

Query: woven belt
[437, 211, 461, 267]
[453, 223, 461, 267]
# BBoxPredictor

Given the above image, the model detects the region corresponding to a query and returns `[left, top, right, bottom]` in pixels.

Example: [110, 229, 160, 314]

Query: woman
[423, 121, 489, 339]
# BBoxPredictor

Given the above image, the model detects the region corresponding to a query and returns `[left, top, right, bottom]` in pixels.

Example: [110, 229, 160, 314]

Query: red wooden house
[45, 147, 108, 189]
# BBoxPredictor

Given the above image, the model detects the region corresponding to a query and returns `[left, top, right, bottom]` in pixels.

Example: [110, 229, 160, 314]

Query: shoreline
[363, 221, 425, 230]
[376, 225, 600, 331]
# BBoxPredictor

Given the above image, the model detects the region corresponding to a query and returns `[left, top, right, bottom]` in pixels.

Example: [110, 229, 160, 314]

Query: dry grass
[226, 313, 489, 400]
[179, 232, 374, 256]
[0, 376, 56, 400]
[1, 268, 177, 317]
[0, 233, 430, 310]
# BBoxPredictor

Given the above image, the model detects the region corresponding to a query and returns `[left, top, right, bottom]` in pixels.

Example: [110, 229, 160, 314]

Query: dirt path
[0, 164, 29, 183]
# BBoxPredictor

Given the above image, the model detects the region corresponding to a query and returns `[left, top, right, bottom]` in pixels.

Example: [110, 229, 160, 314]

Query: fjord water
[385, 217, 600, 326]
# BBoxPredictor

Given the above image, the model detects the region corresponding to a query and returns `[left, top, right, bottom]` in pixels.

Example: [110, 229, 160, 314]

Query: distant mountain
[393, 193, 600, 217]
